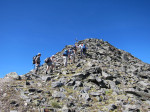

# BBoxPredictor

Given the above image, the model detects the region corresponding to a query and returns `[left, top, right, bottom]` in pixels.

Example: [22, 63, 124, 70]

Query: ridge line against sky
[0, 0, 150, 78]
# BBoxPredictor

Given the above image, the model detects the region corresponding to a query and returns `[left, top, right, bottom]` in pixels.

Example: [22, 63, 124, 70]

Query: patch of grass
[105, 89, 113, 95]
[64, 74, 73, 78]
[76, 68, 83, 73]
[51, 101, 61, 108]
[88, 87, 97, 94]
[64, 86, 74, 97]
[92, 97, 99, 102]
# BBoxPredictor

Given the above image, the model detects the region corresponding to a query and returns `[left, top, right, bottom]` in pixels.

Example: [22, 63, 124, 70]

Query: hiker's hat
[38, 53, 41, 55]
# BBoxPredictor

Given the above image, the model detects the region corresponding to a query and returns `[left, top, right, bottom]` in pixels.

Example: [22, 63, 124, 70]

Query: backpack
[69, 49, 74, 55]
[32, 55, 37, 64]
[73, 45, 77, 50]
[45, 57, 51, 63]
[63, 50, 68, 56]
[82, 44, 86, 49]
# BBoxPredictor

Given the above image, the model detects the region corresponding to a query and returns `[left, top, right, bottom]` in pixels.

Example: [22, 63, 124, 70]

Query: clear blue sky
[0, 0, 150, 78]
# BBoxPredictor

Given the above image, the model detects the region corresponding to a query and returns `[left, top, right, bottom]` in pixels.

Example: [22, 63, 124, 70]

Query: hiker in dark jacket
[63, 49, 69, 67]
[73, 44, 77, 55]
[35, 53, 41, 74]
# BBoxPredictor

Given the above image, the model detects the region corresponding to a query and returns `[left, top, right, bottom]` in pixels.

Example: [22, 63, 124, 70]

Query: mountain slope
[0, 38, 150, 112]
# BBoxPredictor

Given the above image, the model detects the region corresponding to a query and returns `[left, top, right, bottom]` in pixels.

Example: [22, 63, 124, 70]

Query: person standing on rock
[51, 55, 56, 71]
[73, 44, 77, 55]
[63, 49, 69, 67]
[35, 53, 41, 74]
[45, 55, 55, 74]
[79, 43, 87, 58]
[69, 47, 75, 64]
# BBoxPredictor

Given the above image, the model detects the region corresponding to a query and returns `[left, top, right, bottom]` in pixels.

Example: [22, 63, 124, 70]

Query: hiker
[51, 55, 56, 71]
[35, 53, 41, 74]
[63, 49, 69, 67]
[73, 44, 77, 55]
[79, 43, 87, 58]
[69, 47, 75, 63]
[45, 55, 55, 74]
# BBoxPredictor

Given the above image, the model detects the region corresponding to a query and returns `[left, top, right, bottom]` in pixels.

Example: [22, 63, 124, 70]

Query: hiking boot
[50, 70, 53, 73]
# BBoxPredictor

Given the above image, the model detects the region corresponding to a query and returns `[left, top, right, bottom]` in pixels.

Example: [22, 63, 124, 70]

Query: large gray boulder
[5, 72, 21, 80]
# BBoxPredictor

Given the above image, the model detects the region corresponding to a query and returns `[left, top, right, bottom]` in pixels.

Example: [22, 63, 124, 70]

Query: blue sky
[0, 0, 150, 78]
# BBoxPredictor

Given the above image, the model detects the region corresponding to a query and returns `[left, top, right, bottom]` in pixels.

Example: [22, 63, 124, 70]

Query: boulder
[51, 81, 64, 88]
[80, 93, 91, 101]
[52, 91, 66, 98]
[5, 72, 21, 80]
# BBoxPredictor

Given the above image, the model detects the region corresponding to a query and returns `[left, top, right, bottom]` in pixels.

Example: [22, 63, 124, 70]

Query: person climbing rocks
[69, 47, 75, 64]
[51, 55, 56, 71]
[45, 55, 55, 74]
[63, 49, 69, 67]
[73, 44, 77, 55]
[79, 43, 87, 58]
[35, 53, 41, 74]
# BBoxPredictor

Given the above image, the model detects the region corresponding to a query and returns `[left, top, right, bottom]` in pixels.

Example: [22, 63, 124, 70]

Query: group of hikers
[33, 43, 87, 74]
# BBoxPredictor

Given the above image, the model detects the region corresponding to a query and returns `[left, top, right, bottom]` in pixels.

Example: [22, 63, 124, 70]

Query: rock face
[1, 38, 150, 112]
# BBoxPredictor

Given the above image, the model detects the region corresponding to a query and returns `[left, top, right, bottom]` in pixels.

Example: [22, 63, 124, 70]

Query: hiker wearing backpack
[79, 43, 87, 58]
[35, 53, 41, 74]
[63, 49, 69, 67]
[51, 55, 57, 71]
[69, 47, 75, 63]
[45, 55, 55, 74]
[73, 44, 77, 55]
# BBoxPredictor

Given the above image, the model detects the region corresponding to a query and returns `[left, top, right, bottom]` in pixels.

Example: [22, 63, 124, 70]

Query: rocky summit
[0, 38, 150, 112]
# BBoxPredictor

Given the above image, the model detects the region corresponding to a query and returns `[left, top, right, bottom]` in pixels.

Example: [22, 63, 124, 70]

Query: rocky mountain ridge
[0, 38, 150, 112]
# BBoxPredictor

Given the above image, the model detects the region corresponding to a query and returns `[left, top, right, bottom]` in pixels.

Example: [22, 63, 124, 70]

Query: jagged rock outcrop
[0, 38, 150, 112]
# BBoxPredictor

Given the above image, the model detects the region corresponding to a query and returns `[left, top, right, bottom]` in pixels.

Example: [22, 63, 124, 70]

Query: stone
[5, 72, 21, 80]
[26, 81, 30, 85]
[52, 91, 66, 98]
[107, 56, 111, 61]
[76, 63, 81, 67]
[108, 104, 117, 111]
[82, 87, 91, 93]
[88, 75, 96, 82]
[122, 53, 129, 61]
[62, 71, 67, 75]
[96, 77, 102, 83]
[81, 93, 91, 101]
[75, 81, 83, 87]
[123, 104, 140, 112]
[66, 81, 75, 86]
[62, 105, 71, 112]
[72, 73, 86, 80]
[98, 80, 109, 88]
[42, 76, 51, 82]
[90, 92, 101, 96]
[58, 77, 68, 84]
[102, 71, 111, 79]
[51, 81, 64, 88]
[28, 88, 36, 92]
[10, 111, 18, 112]
[138, 81, 148, 87]
[108, 81, 119, 93]
[67, 101, 75, 107]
